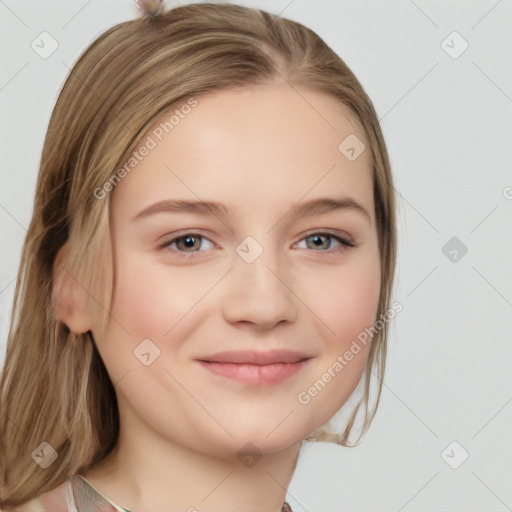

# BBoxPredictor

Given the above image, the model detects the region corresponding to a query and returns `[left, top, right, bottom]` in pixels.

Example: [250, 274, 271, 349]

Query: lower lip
[197, 359, 311, 385]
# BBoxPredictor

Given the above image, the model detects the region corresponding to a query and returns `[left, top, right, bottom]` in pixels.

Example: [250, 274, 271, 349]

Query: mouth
[195, 350, 313, 385]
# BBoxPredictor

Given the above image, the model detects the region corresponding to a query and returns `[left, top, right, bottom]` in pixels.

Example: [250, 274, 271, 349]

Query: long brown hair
[0, 2, 396, 507]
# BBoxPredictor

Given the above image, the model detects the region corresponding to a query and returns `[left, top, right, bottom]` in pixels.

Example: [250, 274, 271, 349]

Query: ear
[52, 243, 93, 334]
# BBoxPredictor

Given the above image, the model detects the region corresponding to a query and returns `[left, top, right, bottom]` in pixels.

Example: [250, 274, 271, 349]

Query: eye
[159, 232, 215, 256]
[294, 231, 355, 253]
[159, 230, 356, 259]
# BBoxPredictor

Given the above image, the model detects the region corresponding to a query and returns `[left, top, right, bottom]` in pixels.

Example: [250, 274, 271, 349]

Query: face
[88, 83, 381, 459]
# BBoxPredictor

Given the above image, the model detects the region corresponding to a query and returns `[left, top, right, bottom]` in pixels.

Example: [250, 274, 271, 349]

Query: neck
[82, 405, 301, 512]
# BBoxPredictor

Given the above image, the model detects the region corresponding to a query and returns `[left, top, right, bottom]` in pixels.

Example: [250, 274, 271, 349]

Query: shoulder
[1, 476, 74, 512]
[0, 496, 45, 512]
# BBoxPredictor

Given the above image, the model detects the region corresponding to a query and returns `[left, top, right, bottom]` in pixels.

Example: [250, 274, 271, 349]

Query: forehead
[111, 83, 373, 220]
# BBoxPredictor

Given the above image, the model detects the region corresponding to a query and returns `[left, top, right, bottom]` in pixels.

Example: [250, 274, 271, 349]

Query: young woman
[0, 2, 397, 511]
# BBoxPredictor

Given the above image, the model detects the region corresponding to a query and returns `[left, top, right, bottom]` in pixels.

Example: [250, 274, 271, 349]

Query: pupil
[183, 236, 196, 248]
[311, 235, 327, 248]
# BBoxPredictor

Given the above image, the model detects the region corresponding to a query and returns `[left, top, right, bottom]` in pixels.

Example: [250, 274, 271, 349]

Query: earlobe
[52, 243, 92, 334]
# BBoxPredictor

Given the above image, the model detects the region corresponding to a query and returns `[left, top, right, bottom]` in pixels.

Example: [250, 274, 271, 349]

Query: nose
[221, 243, 298, 330]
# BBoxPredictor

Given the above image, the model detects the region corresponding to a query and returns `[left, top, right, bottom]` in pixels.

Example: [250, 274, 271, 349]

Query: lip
[197, 349, 311, 365]
[196, 350, 313, 385]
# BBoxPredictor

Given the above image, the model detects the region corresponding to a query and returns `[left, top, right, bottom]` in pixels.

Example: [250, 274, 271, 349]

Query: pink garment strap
[40, 479, 78, 512]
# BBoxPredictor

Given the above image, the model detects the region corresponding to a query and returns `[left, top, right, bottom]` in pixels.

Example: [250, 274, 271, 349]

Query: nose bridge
[237, 237, 280, 290]
[221, 234, 297, 328]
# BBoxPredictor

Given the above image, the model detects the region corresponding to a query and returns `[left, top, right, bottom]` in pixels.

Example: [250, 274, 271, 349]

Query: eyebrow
[132, 197, 371, 223]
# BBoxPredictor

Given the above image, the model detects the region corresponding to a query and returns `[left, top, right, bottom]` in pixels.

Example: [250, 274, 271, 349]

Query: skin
[69, 82, 381, 512]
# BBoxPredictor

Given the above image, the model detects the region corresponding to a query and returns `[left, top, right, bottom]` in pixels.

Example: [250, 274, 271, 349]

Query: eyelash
[158, 230, 356, 259]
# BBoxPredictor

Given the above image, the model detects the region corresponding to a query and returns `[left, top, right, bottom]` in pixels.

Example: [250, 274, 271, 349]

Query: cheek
[112, 266, 168, 335]
[308, 251, 381, 351]
[295, 259, 381, 437]
[335, 268, 381, 344]
[91, 256, 202, 397]
[108, 255, 213, 341]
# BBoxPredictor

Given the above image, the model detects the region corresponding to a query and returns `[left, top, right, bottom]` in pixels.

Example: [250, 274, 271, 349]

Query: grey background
[1, 1, 511, 510]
